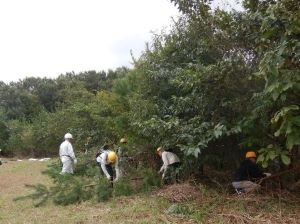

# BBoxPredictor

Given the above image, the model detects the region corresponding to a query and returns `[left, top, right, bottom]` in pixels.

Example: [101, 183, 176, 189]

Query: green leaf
[193, 147, 201, 158]
[272, 91, 280, 101]
[256, 154, 264, 163]
[274, 129, 281, 137]
[291, 116, 300, 126]
[286, 132, 300, 150]
[280, 153, 291, 165]
[262, 161, 268, 168]
[268, 150, 277, 160]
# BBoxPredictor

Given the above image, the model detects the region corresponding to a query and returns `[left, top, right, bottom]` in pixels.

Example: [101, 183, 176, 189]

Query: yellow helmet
[120, 138, 127, 143]
[246, 151, 256, 158]
[108, 151, 117, 163]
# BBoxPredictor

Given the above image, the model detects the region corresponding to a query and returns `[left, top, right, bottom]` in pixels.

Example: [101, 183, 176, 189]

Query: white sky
[0, 0, 241, 83]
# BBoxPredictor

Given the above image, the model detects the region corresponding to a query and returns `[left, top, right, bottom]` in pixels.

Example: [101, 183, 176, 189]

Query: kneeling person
[232, 151, 271, 193]
[96, 150, 120, 184]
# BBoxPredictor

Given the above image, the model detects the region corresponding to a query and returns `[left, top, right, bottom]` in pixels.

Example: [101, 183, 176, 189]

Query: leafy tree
[20, 77, 60, 112]
[246, 0, 300, 166]
[0, 120, 9, 152]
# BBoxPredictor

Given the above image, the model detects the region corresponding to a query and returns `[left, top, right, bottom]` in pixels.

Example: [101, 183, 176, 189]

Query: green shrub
[114, 179, 134, 196]
[96, 179, 113, 202]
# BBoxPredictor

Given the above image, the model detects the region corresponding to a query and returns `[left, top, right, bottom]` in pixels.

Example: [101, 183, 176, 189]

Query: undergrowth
[14, 156, 162, 206]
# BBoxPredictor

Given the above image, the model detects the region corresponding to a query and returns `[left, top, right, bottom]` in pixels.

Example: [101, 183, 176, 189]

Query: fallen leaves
[157, 183, 202, 202]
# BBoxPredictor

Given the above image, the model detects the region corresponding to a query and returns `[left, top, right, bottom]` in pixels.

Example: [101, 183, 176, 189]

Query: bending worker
[157, 146, 180, 184]
[96, 146, 120, 185]
[59, 133, 77, 174]
[232, 151, 271, 193]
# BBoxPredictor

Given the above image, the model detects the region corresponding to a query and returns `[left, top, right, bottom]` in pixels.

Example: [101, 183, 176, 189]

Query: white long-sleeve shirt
[159, 151, 180, 174]
[59, 140, 76, 160]
[96, 151, 120, 180]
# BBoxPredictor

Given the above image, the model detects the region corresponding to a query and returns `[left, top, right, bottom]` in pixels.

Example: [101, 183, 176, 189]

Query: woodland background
[0, 0, 299, 174]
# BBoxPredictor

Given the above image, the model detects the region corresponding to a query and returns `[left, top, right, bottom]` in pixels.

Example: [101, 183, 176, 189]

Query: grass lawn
[0, 159, 194, 224]
[0, 158, 299, 224]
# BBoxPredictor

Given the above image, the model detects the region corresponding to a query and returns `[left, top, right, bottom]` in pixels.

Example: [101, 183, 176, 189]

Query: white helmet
[64, 133, 73, 139]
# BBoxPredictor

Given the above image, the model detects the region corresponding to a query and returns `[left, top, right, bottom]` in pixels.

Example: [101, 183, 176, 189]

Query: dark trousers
[163, 162, 181, 184]
[99, 164, 114, 187]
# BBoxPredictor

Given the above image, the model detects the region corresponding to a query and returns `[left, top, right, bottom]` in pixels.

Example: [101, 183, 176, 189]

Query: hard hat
[246, 151, 256, 158]
[120, 138, 127, 143]
[64, 133, 73, 139]
[156, 146, 163, 152]
[107, 151, 117, 163]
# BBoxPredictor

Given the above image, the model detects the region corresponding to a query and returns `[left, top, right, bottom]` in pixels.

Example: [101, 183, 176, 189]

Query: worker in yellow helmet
[232, 151, 271, 194]
[96, 144, 120, 185]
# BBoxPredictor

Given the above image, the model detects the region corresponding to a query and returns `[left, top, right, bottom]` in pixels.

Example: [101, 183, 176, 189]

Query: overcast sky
[0, 0, 241, 83]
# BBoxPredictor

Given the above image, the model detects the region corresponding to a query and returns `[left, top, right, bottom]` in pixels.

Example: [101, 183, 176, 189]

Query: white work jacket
[96, 151, 120, 180]
[159, 151, 180, 174]
[59, 140, 76, 161]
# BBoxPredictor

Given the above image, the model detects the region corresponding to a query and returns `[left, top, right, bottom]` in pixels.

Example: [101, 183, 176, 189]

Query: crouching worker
[59, 133, 77, 174]
[157, 146, 180, 184]
[96, 149, 120, 187]
[232, 151, 271, 193]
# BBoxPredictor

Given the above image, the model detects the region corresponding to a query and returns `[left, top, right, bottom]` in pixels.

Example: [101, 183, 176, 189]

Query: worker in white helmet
[59, 133, 77, 174]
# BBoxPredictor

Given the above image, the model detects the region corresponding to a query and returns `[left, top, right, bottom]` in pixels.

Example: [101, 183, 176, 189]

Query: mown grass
[1, 159, 299, 224]
[0, 159, 193, 224]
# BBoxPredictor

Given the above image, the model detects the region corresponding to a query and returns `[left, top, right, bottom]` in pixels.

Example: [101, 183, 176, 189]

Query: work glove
[114, 178, 119, 183]
[96, 157, 101, 163]
[264, 172, 271, 177]
[106, 174, 111, 180]
[73, 158, 77, 164]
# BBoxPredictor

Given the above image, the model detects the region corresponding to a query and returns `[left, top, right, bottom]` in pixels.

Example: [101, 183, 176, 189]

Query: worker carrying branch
[157, 146, 180, 184]
[59, 133, 77, 174]
[232, 151, 271, 193]
[96, 144, 120, 186]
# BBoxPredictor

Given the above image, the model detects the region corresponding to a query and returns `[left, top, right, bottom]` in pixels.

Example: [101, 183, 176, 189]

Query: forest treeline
[0, 0, 299, 172]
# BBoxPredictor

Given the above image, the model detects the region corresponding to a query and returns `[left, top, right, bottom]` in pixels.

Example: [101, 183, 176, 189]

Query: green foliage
[1, 0, 299, 172]
[5, 120, 31, 156]
[0, 121, 9, 151]
[140, 168, 161, 192]
[244, 0, 300, 165]
[20, 77, 61, 112]
[15, 158, 159, 206]
[113, 179, 134, 197]
[257, 144, 291, 168]
[166, 203, 194, 217]
[96, 179, 113, 202]
[52, 175, 94, 205]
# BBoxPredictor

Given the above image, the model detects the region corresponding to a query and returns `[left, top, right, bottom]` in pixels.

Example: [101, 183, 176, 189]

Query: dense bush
[1, 0, 299, 173]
